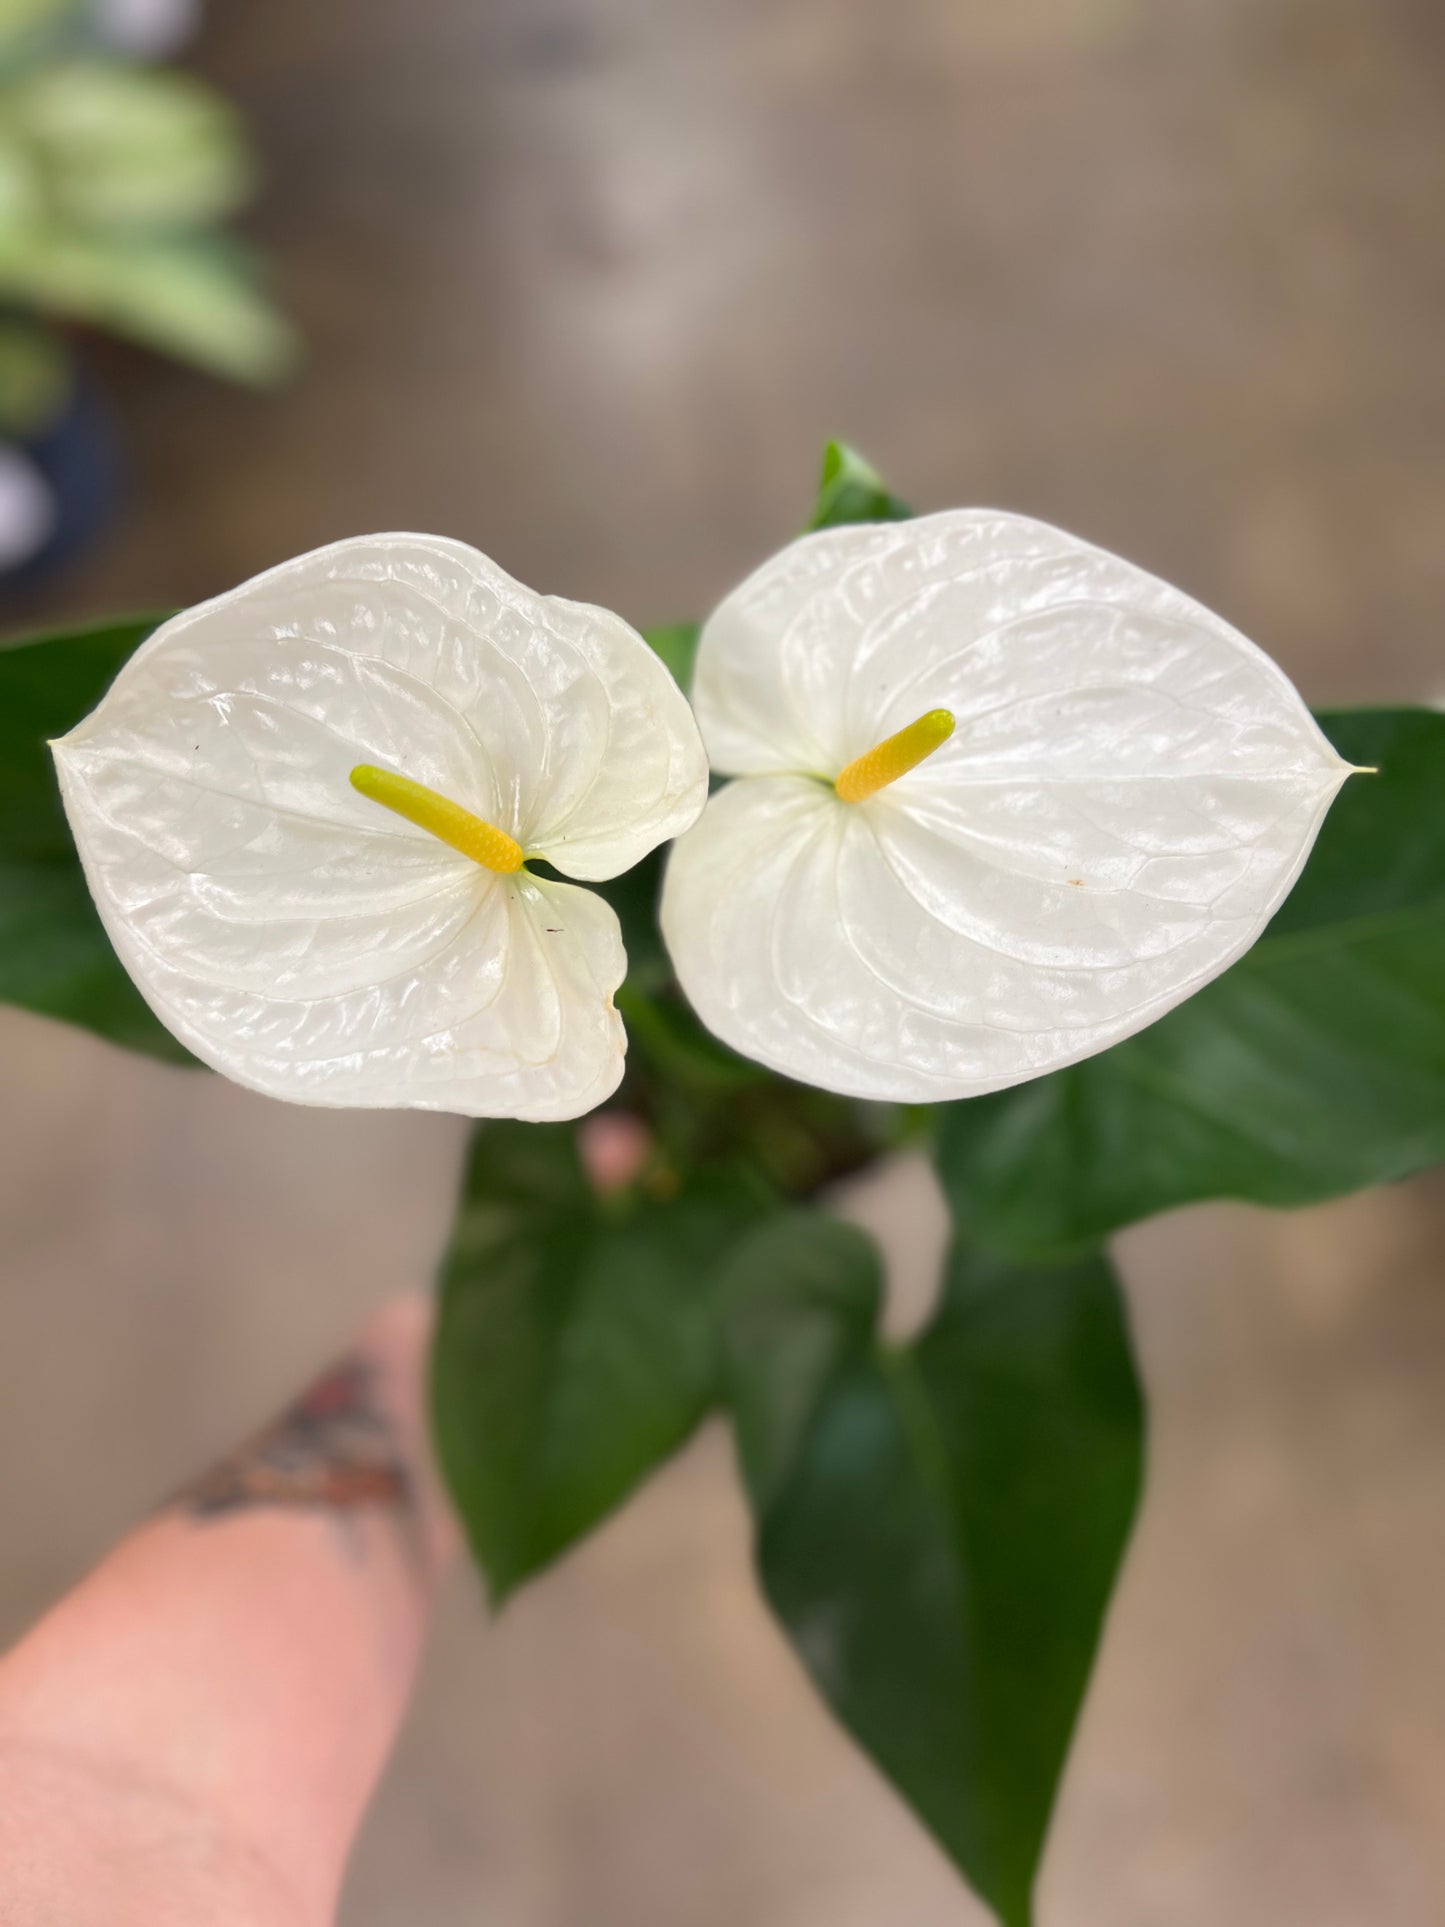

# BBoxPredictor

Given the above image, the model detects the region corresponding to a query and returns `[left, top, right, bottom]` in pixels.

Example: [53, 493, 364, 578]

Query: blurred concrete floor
[3, 0, 1445, 1921]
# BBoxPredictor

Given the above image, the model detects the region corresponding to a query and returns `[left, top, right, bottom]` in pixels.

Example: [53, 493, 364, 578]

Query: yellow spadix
[834, 708, 956, 803]
[350, 765, 525, 873]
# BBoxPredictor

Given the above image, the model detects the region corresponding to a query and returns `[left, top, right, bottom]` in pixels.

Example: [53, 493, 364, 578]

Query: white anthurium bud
[53, 534, 708, 1120]
[661, 509, 1359, 1103]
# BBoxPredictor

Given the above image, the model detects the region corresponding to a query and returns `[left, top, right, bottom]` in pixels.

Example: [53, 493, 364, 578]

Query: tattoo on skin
[175, 1355, 423, 1567]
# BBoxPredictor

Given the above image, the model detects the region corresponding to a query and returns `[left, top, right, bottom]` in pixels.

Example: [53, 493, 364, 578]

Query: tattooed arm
[0, 1294, 455, 1927]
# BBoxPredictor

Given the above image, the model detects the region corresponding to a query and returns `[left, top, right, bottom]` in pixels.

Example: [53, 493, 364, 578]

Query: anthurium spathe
[661, 509, 1356, 1102]
[52, 534, 708, 1120]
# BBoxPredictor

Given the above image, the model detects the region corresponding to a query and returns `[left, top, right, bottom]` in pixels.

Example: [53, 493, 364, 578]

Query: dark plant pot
[0, 375, 125, 597]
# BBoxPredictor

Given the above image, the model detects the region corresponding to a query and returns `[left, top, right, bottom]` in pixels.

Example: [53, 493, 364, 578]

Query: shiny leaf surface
[434, 1120, 772, 1599]
[722, 1213, 1143, 1927]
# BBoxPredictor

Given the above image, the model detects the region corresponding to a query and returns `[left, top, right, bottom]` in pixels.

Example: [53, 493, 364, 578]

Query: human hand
[0, 1293, 455, 1927]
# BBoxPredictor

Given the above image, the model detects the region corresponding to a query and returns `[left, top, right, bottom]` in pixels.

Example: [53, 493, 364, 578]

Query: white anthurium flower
[53, 534, 708, 1120]
[661, 509, 1359, 1103]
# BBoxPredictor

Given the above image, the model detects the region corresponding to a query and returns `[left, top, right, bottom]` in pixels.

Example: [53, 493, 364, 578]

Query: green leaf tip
[720, 1212, 1142, 1927]
[808, 439, 915, 531]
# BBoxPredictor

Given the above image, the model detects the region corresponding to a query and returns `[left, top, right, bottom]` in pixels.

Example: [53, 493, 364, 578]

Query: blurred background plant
[0, 0, 294, 581]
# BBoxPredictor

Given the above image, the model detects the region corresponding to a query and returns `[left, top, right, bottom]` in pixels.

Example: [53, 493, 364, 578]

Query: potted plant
[0, 0, 294, 581]
[3, 443, 1441, 1926]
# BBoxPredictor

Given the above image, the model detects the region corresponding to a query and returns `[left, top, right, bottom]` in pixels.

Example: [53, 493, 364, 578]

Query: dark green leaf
[936, 708, 1445, 1257]
[432, 1119, 774, 1601]
[722, 1215, 1142, 1927]
[808, 439, 914, 531]
[586, 845, 672, 993]
[721, 1213, 883, 1514]
[616, 979, 769, 1097]
[0, 614, 194, 1063]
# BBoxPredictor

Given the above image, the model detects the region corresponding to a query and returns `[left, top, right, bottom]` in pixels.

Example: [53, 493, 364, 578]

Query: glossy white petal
[53, 533, 699, 1117]
[665, 511, 1352, 1102]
